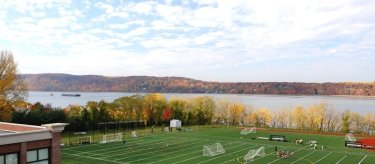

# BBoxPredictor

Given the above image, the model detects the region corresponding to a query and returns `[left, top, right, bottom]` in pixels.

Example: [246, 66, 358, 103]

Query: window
[0, 153, 18, 164]
[27, 148, 49, 164]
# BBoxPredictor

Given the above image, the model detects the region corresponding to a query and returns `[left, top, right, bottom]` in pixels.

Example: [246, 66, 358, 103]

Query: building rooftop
[0, 122, 46, 133]
[0, 122, 68, 145]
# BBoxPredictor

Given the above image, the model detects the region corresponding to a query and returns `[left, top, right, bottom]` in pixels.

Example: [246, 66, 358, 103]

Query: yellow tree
[168, 97, 188, 121]
[143, 93, 167, 125]
[214, 98, 230, 124]
[190, 96, 215, 125]
[350, 112, 363, 133]
[306, 103, 327, 131]
[0, 51, 27, 121]
[228, 103, 244, 125]
[363, 113, 375, 134]
[274, 108, 291, 129]
[325, 107, 341, 132]
[250, 108, 272, 127]
[293, 106, 307, 130]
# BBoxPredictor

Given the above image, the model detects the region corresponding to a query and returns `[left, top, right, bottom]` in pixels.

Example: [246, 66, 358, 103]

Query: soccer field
[61, 127, 375, 164]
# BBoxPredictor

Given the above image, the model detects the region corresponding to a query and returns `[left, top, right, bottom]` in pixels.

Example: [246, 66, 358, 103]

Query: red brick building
[0, 122, 68, 164]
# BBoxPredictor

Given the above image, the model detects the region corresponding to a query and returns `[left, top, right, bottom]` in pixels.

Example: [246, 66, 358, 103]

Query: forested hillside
[19, 74, 375, 96]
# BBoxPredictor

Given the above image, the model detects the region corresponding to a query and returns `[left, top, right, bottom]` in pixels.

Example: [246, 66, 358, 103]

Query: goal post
[101, 133, 123, 143]
[202, 143, 225, 156]
[77, 136, 92, 144]
[244, 147, 265, 162]
[240, 127, 256, 135]
[132, 131, 137, 137]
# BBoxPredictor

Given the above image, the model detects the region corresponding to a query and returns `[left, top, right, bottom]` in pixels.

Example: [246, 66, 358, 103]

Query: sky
[0, 0, 374, 82]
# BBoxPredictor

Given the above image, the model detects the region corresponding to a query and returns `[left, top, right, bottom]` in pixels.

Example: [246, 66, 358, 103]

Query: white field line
[61, 152, 123, 164]
[64, 135, 193, 161]
[335, 155, 347, 164]
[97, 136, 195, 158]
[63, 134, 170, 153]
[149, 139, 261, 164]
[197, 144, 258, 164]
[66, 135, 175, 156]
[108, 137, 202, 160]
[113, 133, 254, 163]
[114, 138, 211, 162]
[172, 142, 246, 164]
[358, 154, 367, 164]
[148, 142, 220, 164]
[61, 132, 169, 151]
[125, 139, 210, 163]
[180, 132, 302, 150]
[315, 152, 333, 164]
[267, 146, 308, 164]
[290, 150, 317, 164]
[221, 146, 274, 164]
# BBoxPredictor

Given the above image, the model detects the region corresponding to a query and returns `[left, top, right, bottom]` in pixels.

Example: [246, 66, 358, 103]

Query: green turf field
[61, 127, 374, 163]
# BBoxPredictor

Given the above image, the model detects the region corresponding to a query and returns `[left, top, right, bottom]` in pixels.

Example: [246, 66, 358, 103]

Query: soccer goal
[345, 133, 357, 141]
[244, 147, 265, 162]
[202, 143, 225, 157]
[101, 133, 122, 143]
[240, 127, 256, 135]
[77, 136, 92, 144]
[132, 131, 137, 137]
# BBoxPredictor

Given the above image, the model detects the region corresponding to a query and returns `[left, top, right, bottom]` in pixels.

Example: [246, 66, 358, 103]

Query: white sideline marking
[62, 152, 122, 164]
[315, 152, 333, 163]
[221, 146, 273, 164]
[67, 135, 176, 157]
[107, 137, 200, 158]
[290, 150, 317, 164]
[197, 144, 257, 164]
[149, 145, 208, 164]
[358, 154, 367, 164]
[126, 139, 209, 163]
[335, 155, 347, 164]
[172, 142, 246, 164]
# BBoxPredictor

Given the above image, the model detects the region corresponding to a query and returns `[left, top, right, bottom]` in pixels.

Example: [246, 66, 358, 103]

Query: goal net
[202, 143, 225, 157]
[77, 136, 92, 144]
[132, 131, 138, 137]
[101, 133, 122, 143]
[244, 147, 265, 162]
[240, 127, 256, 135]
[345, 133, 357, 141]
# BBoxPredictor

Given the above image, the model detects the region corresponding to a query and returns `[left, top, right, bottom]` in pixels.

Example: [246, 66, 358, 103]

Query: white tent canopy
[170, 119, 182, 128]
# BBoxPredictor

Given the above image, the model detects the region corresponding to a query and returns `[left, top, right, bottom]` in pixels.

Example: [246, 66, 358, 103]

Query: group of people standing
[275, 146, 294, 159]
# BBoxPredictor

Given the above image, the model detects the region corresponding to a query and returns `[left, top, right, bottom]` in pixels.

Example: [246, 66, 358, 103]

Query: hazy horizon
[2, 0, 375, 82]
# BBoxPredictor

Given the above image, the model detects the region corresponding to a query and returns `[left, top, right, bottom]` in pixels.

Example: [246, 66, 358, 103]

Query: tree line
[21, 74, 375, 96]
[7, 93, 375, 135]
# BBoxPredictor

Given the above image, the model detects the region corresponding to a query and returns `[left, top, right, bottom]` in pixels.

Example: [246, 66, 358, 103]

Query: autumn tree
[293, 106, 307, 130]
[350, 112, 363, 133]
[191, 96, 215, 125]
[213, 99, 230, 124]
[0, 51, 27, 121]
[325, 107, 341, 132]
[249, 108, 272, 127]
[169, 97, 187, 122]
[341, 110, 351, 133]
[228, 103, 244, 125]
[272, 107, 291, 129]
[143, 93, 167, 125]
[363, 113, 375, 134]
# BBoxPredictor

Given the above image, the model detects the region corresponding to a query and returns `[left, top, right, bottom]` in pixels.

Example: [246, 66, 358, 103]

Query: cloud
[1, 0, 375, 82]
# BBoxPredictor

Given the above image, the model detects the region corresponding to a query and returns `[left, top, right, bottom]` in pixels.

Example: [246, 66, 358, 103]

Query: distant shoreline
[27, 90, 375, 98]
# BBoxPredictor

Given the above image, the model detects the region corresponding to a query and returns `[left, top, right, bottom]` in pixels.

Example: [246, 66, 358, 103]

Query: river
[27, 91, 375, 114]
